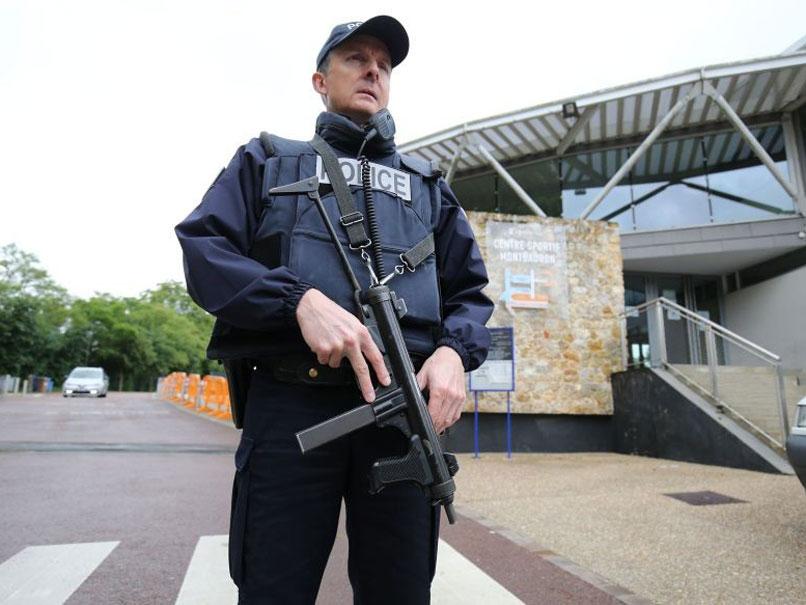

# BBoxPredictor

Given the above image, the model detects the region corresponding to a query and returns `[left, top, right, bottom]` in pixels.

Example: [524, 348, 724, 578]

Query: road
[0, 392, 635, 604]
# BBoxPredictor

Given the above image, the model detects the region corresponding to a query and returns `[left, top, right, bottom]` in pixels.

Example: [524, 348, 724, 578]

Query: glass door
[655, 276, 691, 364]
[624, 274, 649, 366]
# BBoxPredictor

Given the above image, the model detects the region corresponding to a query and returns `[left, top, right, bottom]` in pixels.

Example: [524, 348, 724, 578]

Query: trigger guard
[377, 411, 411, 438]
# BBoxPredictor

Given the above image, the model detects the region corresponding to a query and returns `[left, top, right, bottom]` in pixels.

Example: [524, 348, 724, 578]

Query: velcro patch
[315, 156, 411, 202]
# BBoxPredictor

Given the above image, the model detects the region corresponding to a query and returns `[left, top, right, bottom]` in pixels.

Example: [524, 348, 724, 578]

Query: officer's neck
[315, 111, 395, 158]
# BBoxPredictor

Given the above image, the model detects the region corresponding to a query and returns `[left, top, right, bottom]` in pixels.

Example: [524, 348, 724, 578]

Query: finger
[448, 402, 463, 427]
[361, 331, 391, 386]
[327, 350, 343, 369]
[427, 386, 447, 431]
[415, 368, 427, 391]
[346, 348, 375, 403]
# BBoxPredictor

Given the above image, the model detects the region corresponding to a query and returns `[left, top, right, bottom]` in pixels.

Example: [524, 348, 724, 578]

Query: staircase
[623, 298, 798, 455]
[670, 365, 804, 449]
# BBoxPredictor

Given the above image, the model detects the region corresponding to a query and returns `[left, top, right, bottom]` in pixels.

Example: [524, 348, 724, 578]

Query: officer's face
[312, 35, 391, 124]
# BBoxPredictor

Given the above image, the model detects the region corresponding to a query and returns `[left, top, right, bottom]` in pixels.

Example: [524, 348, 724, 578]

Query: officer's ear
[312, 71, 327, 95]
[312, 71, 328, 107]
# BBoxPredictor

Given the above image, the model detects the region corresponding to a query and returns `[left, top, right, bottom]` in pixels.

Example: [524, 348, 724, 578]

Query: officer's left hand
[416, 346, 466, 434]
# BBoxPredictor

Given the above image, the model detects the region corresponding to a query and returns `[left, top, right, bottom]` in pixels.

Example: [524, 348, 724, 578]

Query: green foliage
[0, 244, 71, 377]
[1, 244, 214, 391]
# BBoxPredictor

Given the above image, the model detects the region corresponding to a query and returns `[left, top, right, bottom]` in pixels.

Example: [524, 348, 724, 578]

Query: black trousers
[229, 368, 440, 604]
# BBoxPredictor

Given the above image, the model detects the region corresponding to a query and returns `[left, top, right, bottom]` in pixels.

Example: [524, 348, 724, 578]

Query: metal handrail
[626, 297, 780, 364]
[622, 297, 790, 446]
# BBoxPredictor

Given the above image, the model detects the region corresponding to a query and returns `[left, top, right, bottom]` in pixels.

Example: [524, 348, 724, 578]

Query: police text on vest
[315, 156, 412, 202]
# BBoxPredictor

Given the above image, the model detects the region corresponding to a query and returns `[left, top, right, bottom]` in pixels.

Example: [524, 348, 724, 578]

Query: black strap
[309, 135, 371, 249]
[258, 132, 276, 219]
[258, 131, 275, 157]
[401, 234, 435, 271]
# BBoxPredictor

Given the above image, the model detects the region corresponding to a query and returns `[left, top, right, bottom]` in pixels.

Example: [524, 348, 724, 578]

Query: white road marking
[0, 541, 118, 604]
[432, 540, 524, 604]
[172, 535, 522, 604]
[174, 535, 237, 605]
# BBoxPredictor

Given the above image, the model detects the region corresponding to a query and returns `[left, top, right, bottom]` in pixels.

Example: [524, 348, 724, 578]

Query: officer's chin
[348, 100, 380, 123]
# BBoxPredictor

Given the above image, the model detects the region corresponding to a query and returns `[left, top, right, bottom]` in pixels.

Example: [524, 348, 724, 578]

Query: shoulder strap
[259, 131, 275, 157]
[401, 234, 435, 271]
[309, 135, 371, 250]
[399, 153, 442, 178]
[258, 133, 276, 220]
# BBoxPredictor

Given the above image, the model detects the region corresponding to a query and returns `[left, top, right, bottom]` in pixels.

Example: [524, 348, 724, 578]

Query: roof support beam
[681, 181, 790, 214]
[445, 134, 467, 185]
[703, 82, 802, 207]
[556, 105, 598, 156]
[580, 83, 702, 219]
[782, 111, 806, 214]
[475, 144, 547, 217]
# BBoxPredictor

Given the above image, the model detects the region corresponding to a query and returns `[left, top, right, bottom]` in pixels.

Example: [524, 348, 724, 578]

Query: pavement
[1, 391, 804, 604]
[453, 452, 806, 605]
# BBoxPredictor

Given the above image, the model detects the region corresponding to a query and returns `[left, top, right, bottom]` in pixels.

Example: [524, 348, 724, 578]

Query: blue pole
[506, 391, 512, 459]
[473, 391, 480, 459]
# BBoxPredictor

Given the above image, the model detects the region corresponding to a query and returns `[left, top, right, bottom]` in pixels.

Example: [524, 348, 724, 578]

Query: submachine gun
[268, 117, 459, 523]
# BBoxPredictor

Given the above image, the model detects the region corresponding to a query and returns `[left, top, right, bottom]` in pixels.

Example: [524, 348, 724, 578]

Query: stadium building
[401, 38, 806, 469]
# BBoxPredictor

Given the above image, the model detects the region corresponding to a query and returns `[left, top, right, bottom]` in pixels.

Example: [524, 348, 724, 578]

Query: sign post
[473, 391, 480, 458]
[468, 327, 516, 459]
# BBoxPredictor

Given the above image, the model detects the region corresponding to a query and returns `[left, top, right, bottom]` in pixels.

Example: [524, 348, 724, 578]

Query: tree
[59, 296, 154, 391]
[0, 244, 70, 378]
[1, 245, 215, 390]
[140, 280, 214, 376]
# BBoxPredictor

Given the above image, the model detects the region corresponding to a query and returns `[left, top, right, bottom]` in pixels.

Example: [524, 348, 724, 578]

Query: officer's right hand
[295, 289, 391, 402]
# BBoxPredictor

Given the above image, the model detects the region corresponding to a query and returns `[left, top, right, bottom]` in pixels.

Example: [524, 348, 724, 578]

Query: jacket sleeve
[175, 141, 313, 330]
[433, 179, 494, 372]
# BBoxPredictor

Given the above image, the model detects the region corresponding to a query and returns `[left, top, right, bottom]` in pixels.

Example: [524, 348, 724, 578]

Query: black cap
[316, 16, 409, 70]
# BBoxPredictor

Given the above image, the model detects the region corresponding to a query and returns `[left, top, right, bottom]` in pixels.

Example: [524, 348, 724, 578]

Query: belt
[257, 354, 356, 387]
[257, 353, 427, 387]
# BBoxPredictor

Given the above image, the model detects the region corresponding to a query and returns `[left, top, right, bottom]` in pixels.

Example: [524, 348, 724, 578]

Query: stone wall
[465, 212, 624, 415]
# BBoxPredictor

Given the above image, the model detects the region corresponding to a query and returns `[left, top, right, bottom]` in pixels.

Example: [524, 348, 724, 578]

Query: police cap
[316, 15, 409, 70]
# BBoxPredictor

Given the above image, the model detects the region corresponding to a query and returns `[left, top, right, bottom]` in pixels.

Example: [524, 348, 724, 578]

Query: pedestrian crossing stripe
[0, 537, 523, 604]
[0, 541, 118, 604]
[175, 535, 524, 604]
[433, 541, 525, 604]
[175, 535, 236, 605]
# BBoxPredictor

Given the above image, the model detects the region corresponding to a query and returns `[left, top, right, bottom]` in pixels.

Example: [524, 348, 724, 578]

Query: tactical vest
[206, 134, 444, 361]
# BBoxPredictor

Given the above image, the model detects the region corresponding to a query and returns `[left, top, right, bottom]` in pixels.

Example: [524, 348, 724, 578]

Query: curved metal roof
[399, 52, 806, 175]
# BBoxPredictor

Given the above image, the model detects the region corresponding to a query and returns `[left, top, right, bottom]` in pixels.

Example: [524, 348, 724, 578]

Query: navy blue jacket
[175, 112, 493, 371]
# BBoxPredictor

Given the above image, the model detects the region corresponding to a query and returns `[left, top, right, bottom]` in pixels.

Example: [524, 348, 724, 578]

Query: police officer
[176, 15, 493, 604]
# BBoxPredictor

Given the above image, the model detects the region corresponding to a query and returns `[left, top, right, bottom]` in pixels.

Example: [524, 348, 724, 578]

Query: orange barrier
[159, 372, 185, 403]
[170, 372, 187, 403]
[157, 371, 231, 423]
[184, 374, 201, 408]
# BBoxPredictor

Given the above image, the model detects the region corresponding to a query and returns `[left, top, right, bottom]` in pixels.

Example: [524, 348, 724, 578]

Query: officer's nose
[365, 62, 380, 82]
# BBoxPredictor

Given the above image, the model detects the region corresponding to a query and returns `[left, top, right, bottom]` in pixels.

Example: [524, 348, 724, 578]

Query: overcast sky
[2, 0, 805, 299]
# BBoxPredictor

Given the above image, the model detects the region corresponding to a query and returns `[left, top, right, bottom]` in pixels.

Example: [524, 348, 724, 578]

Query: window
[560, 124, 794, 230]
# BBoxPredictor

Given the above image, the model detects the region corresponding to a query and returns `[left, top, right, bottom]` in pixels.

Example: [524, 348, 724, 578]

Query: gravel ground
[453, 452, 806, 605]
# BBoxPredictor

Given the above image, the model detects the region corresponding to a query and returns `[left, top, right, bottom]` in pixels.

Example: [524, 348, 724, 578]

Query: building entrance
[624, 273, 723, 367]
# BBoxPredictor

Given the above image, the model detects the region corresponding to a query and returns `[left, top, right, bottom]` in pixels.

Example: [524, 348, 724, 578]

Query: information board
[469, 327, 515, 392]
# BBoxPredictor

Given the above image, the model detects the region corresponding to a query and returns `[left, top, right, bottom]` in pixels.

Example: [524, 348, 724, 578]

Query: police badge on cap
[316, 15, 409, 69]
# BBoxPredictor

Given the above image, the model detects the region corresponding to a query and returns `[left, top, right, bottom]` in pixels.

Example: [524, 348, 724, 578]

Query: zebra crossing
[0, 537, 523, 604]
[0, 542, 118, 604]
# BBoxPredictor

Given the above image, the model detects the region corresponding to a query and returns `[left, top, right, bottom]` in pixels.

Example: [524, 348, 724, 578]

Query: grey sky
[1, 0, 804, 298]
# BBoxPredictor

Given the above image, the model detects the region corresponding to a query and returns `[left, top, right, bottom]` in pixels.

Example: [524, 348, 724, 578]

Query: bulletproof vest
[262, 134, 441, 314]
[208, 133, 444, 360]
